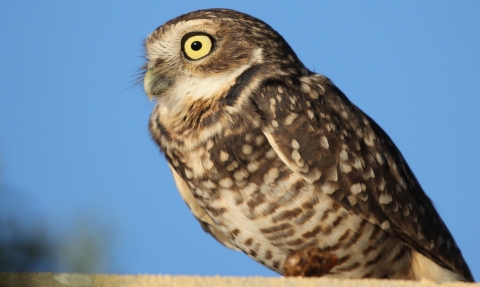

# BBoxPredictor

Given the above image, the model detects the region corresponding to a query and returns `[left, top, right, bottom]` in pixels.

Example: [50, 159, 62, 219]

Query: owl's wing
[251, 74, 472, 280]
[168, 164, 240, 251]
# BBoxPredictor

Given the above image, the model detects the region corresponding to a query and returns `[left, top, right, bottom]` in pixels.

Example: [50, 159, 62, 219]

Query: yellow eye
[182, 34, 213, 60]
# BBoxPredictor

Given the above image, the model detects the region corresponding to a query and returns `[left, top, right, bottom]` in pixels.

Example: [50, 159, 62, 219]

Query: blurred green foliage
[0, 164, 109, 272]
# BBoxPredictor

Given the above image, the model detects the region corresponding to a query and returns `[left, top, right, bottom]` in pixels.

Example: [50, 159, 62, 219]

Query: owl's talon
[284, 247, 338, 277]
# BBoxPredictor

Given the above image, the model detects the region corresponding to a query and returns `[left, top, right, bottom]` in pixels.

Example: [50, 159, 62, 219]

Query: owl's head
[143, 9, 305, 102]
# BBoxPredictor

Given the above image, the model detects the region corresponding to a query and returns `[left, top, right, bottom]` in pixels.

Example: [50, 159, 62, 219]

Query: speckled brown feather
[250, 74, 473, 280]
[143, 8, 473, 282]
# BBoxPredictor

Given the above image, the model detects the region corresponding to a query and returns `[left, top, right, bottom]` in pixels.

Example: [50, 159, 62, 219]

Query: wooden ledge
[0, 273, 477, 287]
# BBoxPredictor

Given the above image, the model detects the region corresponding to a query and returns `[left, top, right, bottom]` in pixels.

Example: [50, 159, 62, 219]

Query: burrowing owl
[142, 9, 473, 281]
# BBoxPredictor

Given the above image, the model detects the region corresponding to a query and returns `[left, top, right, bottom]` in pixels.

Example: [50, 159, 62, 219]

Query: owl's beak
[143, 69, 172, 101]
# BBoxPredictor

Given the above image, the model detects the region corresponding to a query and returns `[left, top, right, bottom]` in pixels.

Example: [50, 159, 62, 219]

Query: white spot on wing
[243, 182, 258, 195]
[206, 140, 214, 150]
[363, 132, 375, 147]
[202, 157, 214, 170]
[348, 195, 358, 206]
[308, 168, 322, 182]
[284, 113, 298, 125]
[307, 110, 314, 120]
[352, 156, 363, 170]
[226, 160, 238, 171]
[269, 98, 276, 115]
[378, 176, 385, 191]
[220, 151, 229, 162]
[365, 167, 375, 179]
[322, 183, 337, 195]
[265, 148, 277, 159]
[234, 169, 248, 181]
[378, 194, 393, 204]
[340, 162, 352, 173]
[291, 139, 300, 150]
[255, 135, 265, 146]
[172, 158, 180, 167]
[291, 150, 304, 167]
[247, 161, 260, 172]
[350, 183, 362, 195]
[376, 152, 385, 165]
[201, 180, 216, 189]
[242, 144, 253, 155]
[381, 220, 390, 230]
[219, 178, 234, 189]
[263, 167, 279, 185]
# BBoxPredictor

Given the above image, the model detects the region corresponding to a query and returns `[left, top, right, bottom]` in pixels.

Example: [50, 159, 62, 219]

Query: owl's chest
[152, 101, 319, 232]
[169, 128, 279, 193]
[161, 115, 297, 210]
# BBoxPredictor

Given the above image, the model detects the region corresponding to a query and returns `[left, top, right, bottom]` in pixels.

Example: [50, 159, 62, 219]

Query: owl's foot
[283, 247, 338, 277]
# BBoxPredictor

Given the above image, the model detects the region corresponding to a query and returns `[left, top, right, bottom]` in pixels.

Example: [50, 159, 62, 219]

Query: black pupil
[191, 41, 202, 51]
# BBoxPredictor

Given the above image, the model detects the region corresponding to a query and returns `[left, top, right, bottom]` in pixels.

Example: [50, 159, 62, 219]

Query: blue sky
[1, 1, 479, 278]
